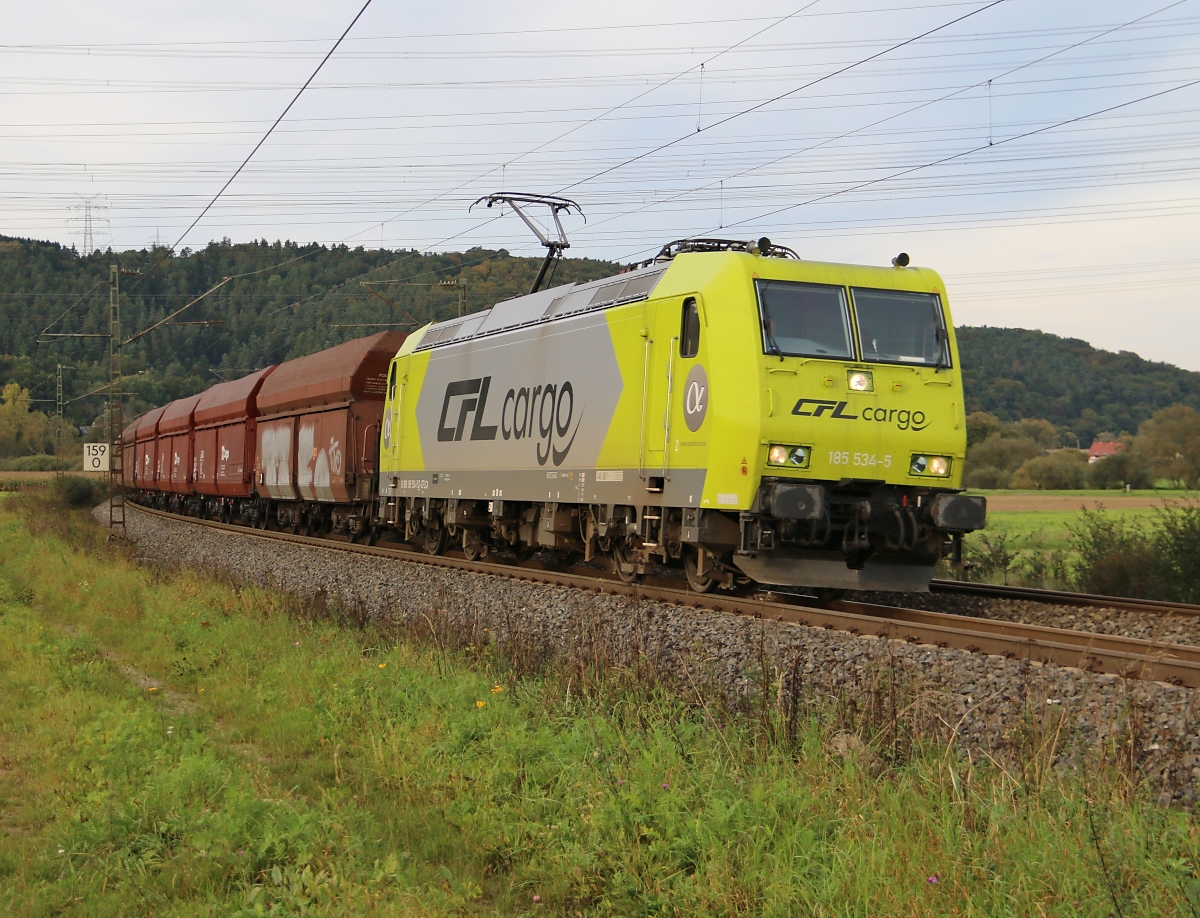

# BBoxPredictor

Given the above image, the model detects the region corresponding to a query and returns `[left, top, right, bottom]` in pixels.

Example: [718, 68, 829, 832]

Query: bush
[1087, 451, 1154, 490]
[52, 475, 106, 509]
[1070, 502, 1200, 601]
[0, 454, 72, 471]
[1153, 501, 1200, 603]
[1069, 509, 1160, 598]
[1009, 450, 1088, 489]
[967, 435, 1042, 475]
[964, 465, 1011, 489]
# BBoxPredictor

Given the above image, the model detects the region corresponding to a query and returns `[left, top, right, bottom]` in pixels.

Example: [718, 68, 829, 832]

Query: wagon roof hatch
[134, 404, 169, 441]
[158, 393, 204, 435]
[194, 366, 277, 428]
[256, 331, 406, 416]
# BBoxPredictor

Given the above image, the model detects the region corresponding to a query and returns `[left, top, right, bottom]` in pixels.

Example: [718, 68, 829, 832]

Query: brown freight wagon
[134, 405, 168, 493]
[157, 394, 203, 500]
[193, 366, 275, 519]
[121, 417, 140, 491]
[254, 331, 403, 534]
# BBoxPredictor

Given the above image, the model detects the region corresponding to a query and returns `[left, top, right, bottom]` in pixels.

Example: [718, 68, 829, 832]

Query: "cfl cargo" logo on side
[437, 377, 499, 442]
[791, 398, 858, 419]
[437, 375, 582, 467]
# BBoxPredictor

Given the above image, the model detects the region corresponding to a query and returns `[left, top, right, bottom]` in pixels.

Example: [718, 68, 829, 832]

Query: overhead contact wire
[554, 0, 1011, 196]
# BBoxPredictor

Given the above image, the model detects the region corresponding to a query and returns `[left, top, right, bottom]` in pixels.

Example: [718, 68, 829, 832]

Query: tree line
[966, 404, 1200, 490]
[4, 234, 1200, 475]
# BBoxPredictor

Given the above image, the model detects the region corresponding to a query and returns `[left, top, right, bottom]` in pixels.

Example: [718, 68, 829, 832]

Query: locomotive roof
[194, 365, 276, 428]
[413, 262, 668, 352]
[256, 330, 405, 416]
[158, 393, 204, 435]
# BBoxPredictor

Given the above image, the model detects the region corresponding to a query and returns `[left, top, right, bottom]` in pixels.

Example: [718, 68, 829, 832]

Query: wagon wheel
[462, 530, 487, 562]
[683, 546, 716, 594]
[423, 524, 449, 556]
[611, 541, 642, 584]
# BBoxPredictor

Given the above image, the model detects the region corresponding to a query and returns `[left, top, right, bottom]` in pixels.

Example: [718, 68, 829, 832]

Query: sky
[3, 0, 1199, 367]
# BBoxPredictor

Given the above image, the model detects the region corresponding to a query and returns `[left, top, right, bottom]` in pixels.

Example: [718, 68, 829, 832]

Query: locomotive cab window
[680, 298, 701, 358]
[852, 289, 950, 367]
[755, 280, 853, 360]
[387, 363, 397, 400]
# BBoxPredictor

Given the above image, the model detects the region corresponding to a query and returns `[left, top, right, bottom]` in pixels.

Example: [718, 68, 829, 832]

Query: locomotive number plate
[828, 451, 892, 468]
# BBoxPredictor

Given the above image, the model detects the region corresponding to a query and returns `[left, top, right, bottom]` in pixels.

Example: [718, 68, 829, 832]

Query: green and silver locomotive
[375, 237, 985, 593]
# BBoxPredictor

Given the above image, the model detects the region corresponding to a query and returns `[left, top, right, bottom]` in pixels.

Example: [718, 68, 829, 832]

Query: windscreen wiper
[763, 318, 785, 361]
[934, 327, 949, 371]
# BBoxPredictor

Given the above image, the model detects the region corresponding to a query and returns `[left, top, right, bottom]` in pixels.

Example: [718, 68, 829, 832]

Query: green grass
[1, 493, 1199, 915]
[984, 507, 1166, 552]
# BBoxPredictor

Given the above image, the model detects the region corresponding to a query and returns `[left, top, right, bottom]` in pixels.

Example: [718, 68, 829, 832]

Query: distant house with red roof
[1087, 440, 1125, 463]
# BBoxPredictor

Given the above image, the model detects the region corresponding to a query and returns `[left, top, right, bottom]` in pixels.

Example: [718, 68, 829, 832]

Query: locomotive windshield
[755, 280, 854, 360]
[852, 289, 949, 367]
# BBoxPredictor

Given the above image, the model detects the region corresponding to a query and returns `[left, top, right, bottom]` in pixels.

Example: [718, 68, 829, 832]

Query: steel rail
[126, 504, 1200, 688]
[930, 579, 1200, 618]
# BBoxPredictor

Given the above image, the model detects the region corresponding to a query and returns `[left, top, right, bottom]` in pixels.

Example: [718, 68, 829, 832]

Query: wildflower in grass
[148, 687, 158, 693]
[198, 688, 205, 694]
[533, 895, 541, 904]
[476, 700, 486, 708]
[927, 876, 940, 884]
[378, 663, 387, 669]
[661, 782, 670, 789]
[491, 684, 504, 694]
[293, 641, 300, 647]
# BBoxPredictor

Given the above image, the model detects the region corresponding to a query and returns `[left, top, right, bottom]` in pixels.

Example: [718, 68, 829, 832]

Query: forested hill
[957, 326, 1200, 442]
[0, 235, 619, 428]
[1, 234, 1196, 442]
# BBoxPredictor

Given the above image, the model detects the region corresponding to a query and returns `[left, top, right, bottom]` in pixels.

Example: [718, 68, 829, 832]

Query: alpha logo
[683, 364, 708, 432]
[792, 398, 858, 419]
[438, 375, 582, 467]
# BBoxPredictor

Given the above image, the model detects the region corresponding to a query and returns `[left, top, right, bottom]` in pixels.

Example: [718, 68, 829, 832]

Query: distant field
[968, 489, 1195, 551]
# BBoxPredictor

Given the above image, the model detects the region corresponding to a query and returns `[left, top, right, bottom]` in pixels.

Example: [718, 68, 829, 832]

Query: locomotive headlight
[768, 444, 811, 468]
[847, 370, 874, 392]
[910, 454, 951, 477]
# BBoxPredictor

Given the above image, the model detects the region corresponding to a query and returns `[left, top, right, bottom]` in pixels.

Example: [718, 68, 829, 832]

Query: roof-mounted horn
[655, 237, 799, 261]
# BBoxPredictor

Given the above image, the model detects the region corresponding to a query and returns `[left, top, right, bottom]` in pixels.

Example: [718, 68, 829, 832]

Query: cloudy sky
[3, 1, 1199, 367]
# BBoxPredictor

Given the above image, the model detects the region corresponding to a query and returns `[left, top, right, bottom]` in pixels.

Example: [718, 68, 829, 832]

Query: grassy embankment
[1, 483, 1199, 915]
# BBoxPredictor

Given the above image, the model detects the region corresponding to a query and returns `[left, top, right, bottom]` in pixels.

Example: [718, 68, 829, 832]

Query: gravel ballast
[100, 504, 1200, 804]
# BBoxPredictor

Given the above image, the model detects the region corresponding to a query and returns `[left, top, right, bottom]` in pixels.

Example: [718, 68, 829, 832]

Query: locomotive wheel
[611, 541, 642, 584]
[683, 547, 716, 594]
[424, 525, 449, 556]
[462, 530, 487, 562]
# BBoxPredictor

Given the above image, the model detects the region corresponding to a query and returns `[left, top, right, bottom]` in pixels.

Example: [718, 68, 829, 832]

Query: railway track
[126, 503, 1200, 689]
[930, 579, 1200, 618]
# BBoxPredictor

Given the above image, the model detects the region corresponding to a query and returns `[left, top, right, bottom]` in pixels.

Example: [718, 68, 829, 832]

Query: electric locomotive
[375, 236, 985, 593]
